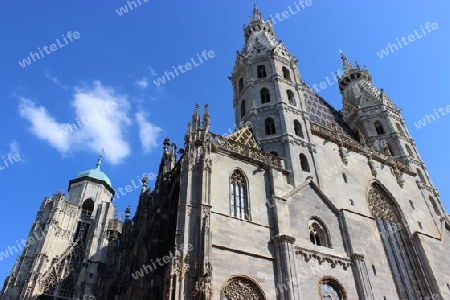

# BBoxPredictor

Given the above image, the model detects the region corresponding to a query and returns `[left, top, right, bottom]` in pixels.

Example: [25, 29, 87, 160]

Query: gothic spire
[339, 50, 354, 73]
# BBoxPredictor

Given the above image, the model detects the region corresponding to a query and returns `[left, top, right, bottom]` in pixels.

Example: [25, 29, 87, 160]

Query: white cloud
[136, 77, 148, 89]
[7, 140, 25, 163]
[18, 81, 133, 165]
[135, 111, 162, 153]
[18, 98, 71, 153]
[147, 66, 157, 77]
[45, 69, 68, 90]
[9, 140, 20, 154]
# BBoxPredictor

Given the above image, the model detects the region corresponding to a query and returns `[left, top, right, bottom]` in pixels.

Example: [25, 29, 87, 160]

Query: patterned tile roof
[301, 83, 359, 140]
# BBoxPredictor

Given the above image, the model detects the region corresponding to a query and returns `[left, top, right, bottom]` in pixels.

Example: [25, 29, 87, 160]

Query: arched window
[368, 184, 430, 299]
[429, 196, 441, 216]
[405, 144, 414, 157]
[238, 78, 244, 92]
[396, 123, 406, 137]
[81, 199, 94, 217]
[230, 170, 249, 220]
[343, 173, 348, 183]
[320, 277, 346, 300]
[287, 90, 296, 106]
[265, 118, 276, 135]
[417, 169, 426, 183]
[260, 88, 271, 103]
[300, 154, 310, 172]
[409, 200, 415, 210]
[221, 276, 265, 300]
[309, 218, 331, 248]
[282, 66, 291, 80]
[257, 65, 267, 78]
[294, 120, 304, 138]
[375, 121, 385, 135]
[240, 100, 246, 118]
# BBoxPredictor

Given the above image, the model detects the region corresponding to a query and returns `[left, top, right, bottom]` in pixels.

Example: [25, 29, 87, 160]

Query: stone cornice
[294, 245, 352, 270]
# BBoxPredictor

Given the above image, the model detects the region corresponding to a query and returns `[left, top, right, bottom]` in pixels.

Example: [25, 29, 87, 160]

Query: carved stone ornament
[221, 276, 265, 300]
[368, 185, 399, 223]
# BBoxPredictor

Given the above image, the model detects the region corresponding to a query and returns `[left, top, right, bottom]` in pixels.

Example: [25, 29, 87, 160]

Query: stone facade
[2, 7, 450, 300]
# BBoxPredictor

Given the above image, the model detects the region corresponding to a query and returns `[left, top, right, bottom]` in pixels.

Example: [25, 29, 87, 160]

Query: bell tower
[1, 155, 120, 300]
[338, 53, 436, 189]
[229, 6, 317, 185]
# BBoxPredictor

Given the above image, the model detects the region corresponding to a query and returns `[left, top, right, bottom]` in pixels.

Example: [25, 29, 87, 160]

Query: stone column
[272, 235, 300, 300]
[351, 253, 375, 300]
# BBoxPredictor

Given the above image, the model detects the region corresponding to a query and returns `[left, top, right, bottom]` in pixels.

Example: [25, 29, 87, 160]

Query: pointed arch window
[238, 78, 244, 92]
[375, 121, 385, 135]
[294, 120, 304, 138]
[240, 100, 246, 119]
[230, 170, 249, 220]
[257, 65, 267, 78]
[287, 90, 296, 106]
[368, 184, 431, 299]
[309, 218, 331, 248]
[282, 66, 291, 80]
[300, 154, 310, 172]
[265, 118, 276, 135]
[260, 88, 271, 103]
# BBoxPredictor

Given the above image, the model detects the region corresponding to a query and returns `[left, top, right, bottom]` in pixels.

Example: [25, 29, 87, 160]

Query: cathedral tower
[1, 156, 121, 299]
[230, 6, 316, 185]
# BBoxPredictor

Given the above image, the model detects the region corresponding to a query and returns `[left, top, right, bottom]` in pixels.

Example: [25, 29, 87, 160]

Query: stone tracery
[221, 276, 265, 300]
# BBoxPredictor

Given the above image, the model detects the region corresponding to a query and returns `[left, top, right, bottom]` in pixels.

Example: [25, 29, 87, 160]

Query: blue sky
[1, 1, 449, 283]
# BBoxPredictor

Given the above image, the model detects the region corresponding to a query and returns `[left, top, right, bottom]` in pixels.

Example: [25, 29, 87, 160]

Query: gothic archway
[221, 276, 265, 300]
[368, 183, 431, 299]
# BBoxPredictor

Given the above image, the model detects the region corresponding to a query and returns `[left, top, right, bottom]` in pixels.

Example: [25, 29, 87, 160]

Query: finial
[339, 50, 354, 72]
[96, 153, 103, 169]
[163, 137, 171, 152]
[203, 104, 210, 131]
[251, 4, 262, 21]
[142, 175, 148, 189]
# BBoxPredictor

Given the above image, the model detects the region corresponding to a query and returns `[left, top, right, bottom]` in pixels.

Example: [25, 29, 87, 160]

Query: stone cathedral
[2, 7, 450, 300]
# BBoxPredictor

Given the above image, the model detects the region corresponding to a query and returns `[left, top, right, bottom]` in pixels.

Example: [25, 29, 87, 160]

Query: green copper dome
[76, 155, 112, 187]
